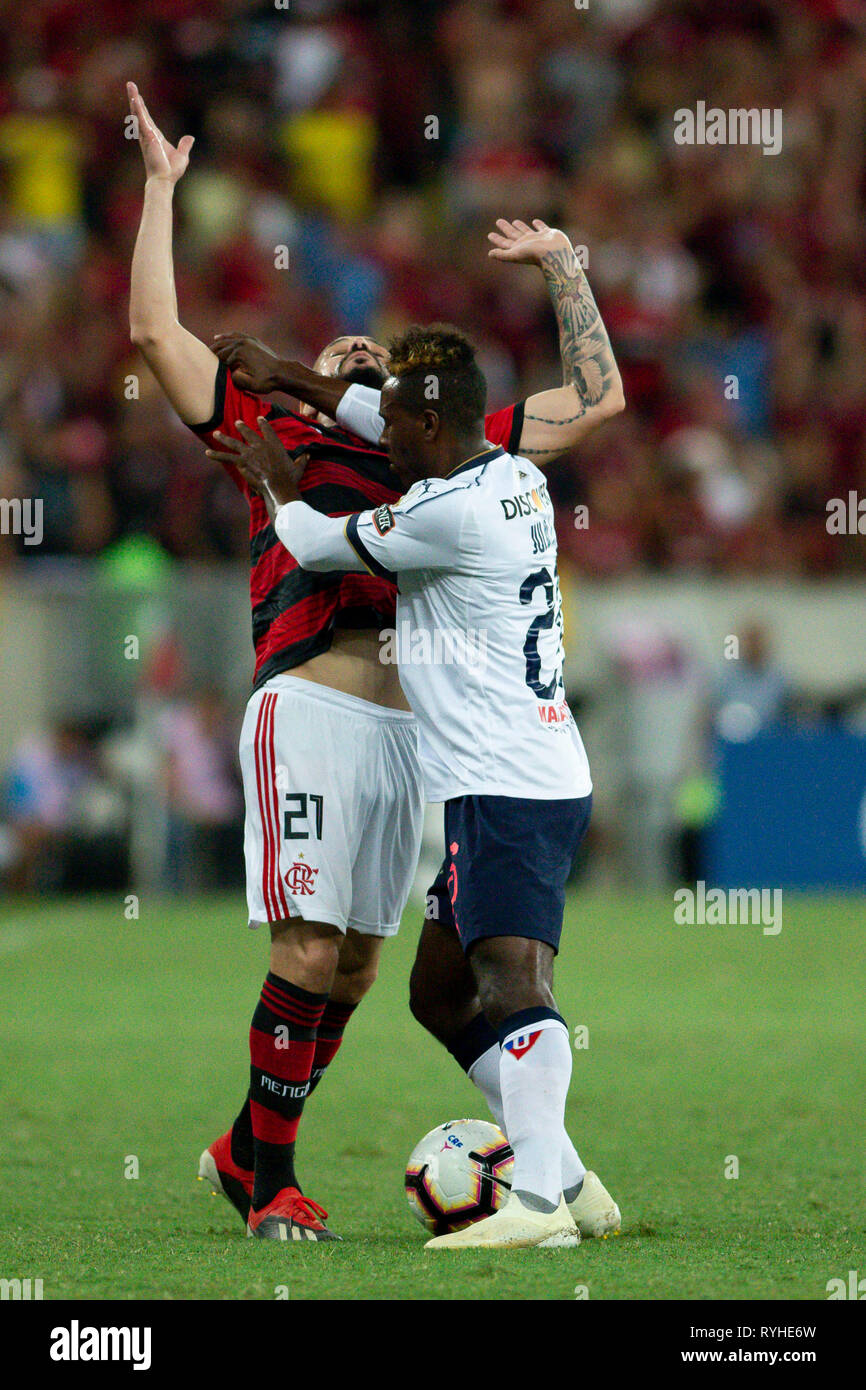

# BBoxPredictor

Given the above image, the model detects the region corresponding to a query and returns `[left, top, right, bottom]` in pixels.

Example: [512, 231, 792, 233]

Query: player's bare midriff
[286, 627, 410, 710]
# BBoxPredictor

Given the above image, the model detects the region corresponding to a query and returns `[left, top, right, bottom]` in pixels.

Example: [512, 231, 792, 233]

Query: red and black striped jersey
[192, 361, 525, 691]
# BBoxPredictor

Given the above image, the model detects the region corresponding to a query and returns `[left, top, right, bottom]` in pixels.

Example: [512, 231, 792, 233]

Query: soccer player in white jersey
[212, 325, 622, 1249]
[128, 77, 623, 1243]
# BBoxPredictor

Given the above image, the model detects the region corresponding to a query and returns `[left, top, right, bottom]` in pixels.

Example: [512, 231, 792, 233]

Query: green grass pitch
[0, 891, 862, 1301]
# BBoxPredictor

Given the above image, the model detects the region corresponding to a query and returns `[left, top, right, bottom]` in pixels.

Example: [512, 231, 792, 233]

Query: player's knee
[332, 930, 381, 1004]
[269, 919, 341, 992]
[333, 957, 379, 1005]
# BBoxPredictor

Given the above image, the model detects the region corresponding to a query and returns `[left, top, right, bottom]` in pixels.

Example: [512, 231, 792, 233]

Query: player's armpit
[131, 321, 221, 426]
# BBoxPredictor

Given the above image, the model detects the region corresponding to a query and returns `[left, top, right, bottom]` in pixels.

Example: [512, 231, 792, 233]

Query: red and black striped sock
[229, 1096, 254, 1171]
[232, 998, 355, 1168]
[249, 972, 328, 1211]
[306, 999, 357, 1097]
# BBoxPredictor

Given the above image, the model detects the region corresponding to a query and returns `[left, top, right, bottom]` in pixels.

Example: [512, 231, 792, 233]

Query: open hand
[487, 218, 571, 265]
[205, 418, 309, 507]
[127, 82, 194, 186]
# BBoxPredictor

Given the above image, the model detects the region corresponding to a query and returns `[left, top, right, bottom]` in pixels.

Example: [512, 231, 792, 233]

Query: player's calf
[467, 935, 557, 1032]
[248, 921, 340, 1211]
[409, 915, 481, 1046]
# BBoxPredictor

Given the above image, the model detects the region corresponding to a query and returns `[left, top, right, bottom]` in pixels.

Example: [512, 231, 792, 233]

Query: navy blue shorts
[424, 792, 592, 954]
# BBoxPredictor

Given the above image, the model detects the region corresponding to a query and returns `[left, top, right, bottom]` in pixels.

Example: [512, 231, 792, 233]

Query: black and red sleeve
[189, 360, 322, 493]
[484, 400, 525, 454]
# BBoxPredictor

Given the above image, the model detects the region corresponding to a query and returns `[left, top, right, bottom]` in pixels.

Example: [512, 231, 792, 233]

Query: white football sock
[468, 1039, 586, 1194]
[467, 1042, 506, 1130]
[498, 1015, 573, 1209]
[561, 1141, 586, 1199]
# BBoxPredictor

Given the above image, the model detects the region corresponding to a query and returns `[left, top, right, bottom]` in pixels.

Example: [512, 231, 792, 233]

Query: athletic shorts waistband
[254, 673, 418, 723]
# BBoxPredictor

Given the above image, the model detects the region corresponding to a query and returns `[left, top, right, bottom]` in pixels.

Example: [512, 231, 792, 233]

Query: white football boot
[567, 1171, 621, 1238]
[425, 1192, 580, 1250]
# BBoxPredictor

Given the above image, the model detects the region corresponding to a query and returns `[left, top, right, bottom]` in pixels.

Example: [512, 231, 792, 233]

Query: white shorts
[239, 675, 424, 935]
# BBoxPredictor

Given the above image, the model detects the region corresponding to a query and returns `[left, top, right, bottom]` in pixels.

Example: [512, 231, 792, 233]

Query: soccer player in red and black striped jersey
[127, 83, 622, 1241]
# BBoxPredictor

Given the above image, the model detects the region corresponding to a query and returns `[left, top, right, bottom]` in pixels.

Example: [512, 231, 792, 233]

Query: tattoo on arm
[540, 246, 619, 410]
[524, 408, 586, 427]
[519, 446, 567, 459]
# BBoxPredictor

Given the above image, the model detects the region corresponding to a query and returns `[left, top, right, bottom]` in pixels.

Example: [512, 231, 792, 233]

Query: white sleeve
[345, 488, 468, 577]
[335, 382, 384, 444]
[274, 501, 364, 572]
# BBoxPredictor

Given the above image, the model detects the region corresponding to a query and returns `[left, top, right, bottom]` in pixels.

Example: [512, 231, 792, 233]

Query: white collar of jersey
[445, 445, 504, 479]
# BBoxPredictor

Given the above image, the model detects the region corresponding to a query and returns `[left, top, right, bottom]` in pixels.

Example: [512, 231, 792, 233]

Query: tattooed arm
[488, 218, 625, 463]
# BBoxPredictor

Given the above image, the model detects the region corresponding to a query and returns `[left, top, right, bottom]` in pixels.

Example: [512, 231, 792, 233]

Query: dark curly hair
[386, 323, 486, 433]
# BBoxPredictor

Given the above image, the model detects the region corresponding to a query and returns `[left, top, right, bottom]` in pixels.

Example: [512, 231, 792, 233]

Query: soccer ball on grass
[404, 1118, 514, 1235]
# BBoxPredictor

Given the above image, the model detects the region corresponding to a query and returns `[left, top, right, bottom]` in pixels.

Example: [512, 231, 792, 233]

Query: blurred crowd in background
[1, 0, 865, 576]
[2, 0, 866, 895]
[0, 617, 799, 894]
[1, 688, 246, 894]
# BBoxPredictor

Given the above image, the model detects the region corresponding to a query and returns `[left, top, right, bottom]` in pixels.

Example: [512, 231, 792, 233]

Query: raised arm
[207, 219, 627, 466]
[127, 82, 219, 424]
[488, 218, 625, 463]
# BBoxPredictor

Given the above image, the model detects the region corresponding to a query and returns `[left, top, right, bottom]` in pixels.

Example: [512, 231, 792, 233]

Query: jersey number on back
[520, 567, 564, 700]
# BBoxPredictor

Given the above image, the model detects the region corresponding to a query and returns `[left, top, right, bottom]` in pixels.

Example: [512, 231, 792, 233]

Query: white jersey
[275, 444, 592, 804]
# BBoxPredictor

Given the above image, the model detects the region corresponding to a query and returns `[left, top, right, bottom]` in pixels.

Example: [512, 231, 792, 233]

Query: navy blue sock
[446, 1011, 499, 1073]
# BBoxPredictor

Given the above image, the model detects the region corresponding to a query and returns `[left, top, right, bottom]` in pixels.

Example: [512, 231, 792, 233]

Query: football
[404, 1119, 514, 1235]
